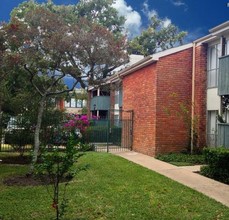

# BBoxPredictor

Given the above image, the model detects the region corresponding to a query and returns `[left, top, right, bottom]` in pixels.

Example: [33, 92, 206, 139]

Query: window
[114, 88, 123, 107]
[92, 90, 97, 97]
[76, 100, 83, 108]
[64, 101, 70, 108]
[100, 90, 110, 96]
[226, 39, 229, 56]
[65, 98, 83, 108]
[207, 44, 220, 88]
[207, 110, 218, 147]
[71, 98, 76, 107]
[115, 90, 119, 105]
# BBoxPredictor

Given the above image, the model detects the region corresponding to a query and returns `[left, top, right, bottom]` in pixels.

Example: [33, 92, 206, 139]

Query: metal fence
[87, 109, 133, 152]
[207, 123, 229, 148]
[0, 116, 33, 153]
[207, 133, 218, 148]
[0, 110, 134, 153]
[0, 114, 63, 153]
[218, 123, 229, 148]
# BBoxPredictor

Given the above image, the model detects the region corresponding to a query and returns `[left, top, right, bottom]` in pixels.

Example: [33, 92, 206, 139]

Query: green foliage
[128, 15, 187, 56]
[76, 0, 125, 36]
[200, 147, 229, 184]
[4, 129, 33, 156]
[35, 135, 85, 219]
[156, 153, 205, 166]
[217, 115, 226, 123]
[36, 136, 81, 178]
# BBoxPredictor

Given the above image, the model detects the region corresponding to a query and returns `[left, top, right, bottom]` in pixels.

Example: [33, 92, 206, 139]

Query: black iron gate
[86, 109, 133, 152]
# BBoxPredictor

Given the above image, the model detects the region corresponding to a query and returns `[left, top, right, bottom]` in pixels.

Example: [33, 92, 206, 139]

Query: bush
[4, 129, 33, 156]
[200, 147, 229, 184]
[156, 153, 205, 165]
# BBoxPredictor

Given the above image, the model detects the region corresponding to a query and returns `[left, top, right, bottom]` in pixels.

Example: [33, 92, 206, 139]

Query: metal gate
[86, 109, 133, 152]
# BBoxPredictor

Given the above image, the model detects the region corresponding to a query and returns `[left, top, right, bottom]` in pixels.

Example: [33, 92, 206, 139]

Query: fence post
[106, 109, 110, 153]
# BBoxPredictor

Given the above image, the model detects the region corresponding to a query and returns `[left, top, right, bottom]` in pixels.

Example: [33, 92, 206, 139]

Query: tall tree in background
[128, 16, 187, 56]
[76, 0, 125, 36]
[5, 5, 128, 165]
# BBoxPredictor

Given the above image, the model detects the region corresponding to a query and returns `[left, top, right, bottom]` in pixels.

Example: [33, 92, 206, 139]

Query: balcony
[218, 55, 229, 95]
[90, 96, 110, 111]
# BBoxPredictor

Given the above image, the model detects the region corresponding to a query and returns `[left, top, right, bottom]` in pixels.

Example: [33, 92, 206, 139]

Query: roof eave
[119, 57, 158, 78]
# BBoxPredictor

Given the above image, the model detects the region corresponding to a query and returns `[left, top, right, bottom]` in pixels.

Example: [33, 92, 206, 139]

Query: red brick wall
[194, 44, 207, 148]
[122, 64, 157, 156]
[56, 99, 65, 110]
[155, 48, 193, 154]
[122, 48, 193, 156]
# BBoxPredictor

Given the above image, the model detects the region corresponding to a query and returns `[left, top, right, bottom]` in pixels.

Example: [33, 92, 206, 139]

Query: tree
[76, 0, 125, 36]
[128, 16, 187, 56]
[5, 6, 128, 165]
[0, 24, 24, 122]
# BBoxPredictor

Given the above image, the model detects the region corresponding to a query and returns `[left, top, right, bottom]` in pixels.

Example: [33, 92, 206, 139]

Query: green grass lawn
[0, 152, 229, 220]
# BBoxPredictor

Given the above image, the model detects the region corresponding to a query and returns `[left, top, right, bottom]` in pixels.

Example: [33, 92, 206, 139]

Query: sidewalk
[112, 151, 229, 208]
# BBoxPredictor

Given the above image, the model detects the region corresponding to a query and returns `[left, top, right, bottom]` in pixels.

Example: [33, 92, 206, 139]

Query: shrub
[4, 129, 33, 156]
[35, 135, 86, 219]
[156, 153, 205, 165]
[200, 147, 229, 184]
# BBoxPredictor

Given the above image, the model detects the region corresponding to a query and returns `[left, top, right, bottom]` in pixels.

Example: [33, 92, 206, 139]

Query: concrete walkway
[112, 151, 229, 208]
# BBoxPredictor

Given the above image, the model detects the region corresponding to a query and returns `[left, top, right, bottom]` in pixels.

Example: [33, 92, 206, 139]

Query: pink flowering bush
[48, 114, 90, 146]
[63, 114, 90, 134]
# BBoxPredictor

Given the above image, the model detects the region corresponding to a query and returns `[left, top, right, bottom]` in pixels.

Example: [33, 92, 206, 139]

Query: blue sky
[0, 0, 228, 42]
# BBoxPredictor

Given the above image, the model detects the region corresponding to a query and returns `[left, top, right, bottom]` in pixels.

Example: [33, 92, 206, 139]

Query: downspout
[191, 42, 196, 154]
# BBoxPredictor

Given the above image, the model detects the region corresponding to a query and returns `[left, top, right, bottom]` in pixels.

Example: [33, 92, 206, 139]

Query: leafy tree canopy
[128, 16, 187, 56]
[3, 3, 128, 164]
[76, 0, 125, 35]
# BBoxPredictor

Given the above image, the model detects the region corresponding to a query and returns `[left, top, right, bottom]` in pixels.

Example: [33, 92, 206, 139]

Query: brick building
[118, 44, 195, 156]
[88, 21, 229, 156]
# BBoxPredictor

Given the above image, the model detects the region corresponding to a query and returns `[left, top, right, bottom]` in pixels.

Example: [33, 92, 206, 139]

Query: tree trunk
[31, 95, 46, 167]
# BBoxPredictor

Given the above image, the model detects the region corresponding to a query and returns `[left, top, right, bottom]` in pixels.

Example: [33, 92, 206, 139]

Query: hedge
[200, 147, 229, 184]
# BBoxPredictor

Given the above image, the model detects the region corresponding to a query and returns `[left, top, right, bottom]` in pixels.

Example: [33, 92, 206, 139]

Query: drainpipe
[191, 42, 196, 154]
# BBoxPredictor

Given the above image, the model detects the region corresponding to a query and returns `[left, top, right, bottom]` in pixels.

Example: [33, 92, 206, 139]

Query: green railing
[90, 96, 110, 111]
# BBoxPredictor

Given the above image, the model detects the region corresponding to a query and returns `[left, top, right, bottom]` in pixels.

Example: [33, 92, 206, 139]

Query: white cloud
[170, 0, 188, 11]
[171, 0, 185, 6]
[162, 18, 171, 28]
[143, 1, 172, 28]
[142, 1, 158, 20]
[112, 0, 142, 38]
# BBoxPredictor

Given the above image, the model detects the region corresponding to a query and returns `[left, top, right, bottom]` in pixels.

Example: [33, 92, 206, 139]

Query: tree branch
[24, 64, 44, 97]
[46, 79, 79, 96]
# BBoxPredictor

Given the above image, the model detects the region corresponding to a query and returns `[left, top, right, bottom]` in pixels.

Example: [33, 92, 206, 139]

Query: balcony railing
[218, 55, 229, 95]
[90, 96, 110, 111]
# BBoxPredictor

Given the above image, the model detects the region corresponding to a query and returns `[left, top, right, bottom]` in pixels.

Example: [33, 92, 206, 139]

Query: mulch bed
[0, 156, 31, 165]
[3, 174, 72, 187]
[3, 174, 48, 186]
